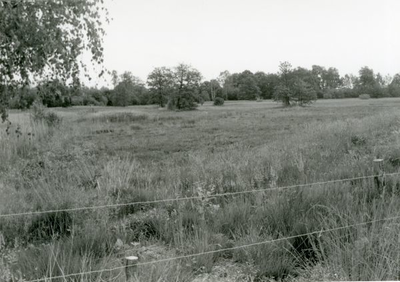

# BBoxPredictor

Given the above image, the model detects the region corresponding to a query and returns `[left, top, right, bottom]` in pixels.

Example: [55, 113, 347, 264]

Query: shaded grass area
[1, 99, 400, 281]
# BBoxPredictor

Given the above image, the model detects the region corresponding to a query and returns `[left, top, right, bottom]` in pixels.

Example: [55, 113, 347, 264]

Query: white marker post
[125, 256, 139, 281]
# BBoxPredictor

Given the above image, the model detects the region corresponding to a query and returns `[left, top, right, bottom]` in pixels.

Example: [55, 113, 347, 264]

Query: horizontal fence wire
[0, 172, 398, 218]
[23, 213, 400, 282]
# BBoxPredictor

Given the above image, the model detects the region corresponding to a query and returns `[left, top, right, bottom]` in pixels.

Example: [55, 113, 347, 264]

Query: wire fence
[2, 171, 399, 281]
[1, 172, 398, 218]
[23, 213, 400, 282]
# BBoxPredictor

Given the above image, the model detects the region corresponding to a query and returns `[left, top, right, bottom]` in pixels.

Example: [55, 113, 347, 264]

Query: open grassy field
[1, 98, 400, 281]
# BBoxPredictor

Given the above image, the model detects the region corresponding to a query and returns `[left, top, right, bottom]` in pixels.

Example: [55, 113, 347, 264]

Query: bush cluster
[30, 100, 62, 126]
[359, 94, 371, 99]
[213, 97, 224, 106]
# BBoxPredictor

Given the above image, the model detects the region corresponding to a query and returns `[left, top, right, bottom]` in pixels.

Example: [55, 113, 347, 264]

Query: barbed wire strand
[24, 213, 400, 282]
[1, 172, 398, 219]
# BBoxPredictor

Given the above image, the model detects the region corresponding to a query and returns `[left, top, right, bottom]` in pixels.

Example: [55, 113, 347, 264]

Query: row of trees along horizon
[1, 1, 399, 112]
[7, 62, 400, 111]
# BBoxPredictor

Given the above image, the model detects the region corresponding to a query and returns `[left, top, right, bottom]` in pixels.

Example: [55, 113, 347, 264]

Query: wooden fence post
[373, 158, 386, 196]
[125, 256, 139, 281]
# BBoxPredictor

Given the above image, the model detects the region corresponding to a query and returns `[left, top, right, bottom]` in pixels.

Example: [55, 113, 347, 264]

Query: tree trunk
[284, 96, 290, 106]
[159, 89, 164, 107]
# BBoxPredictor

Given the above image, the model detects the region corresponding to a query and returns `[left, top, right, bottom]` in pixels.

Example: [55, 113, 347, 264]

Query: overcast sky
[93, 0, 400, 86]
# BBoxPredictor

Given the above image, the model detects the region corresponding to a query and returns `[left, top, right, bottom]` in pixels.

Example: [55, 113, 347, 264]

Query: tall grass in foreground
[1, 106, 400, 281]
[317, 193, 400, 281]
[0, 117, 47, 165]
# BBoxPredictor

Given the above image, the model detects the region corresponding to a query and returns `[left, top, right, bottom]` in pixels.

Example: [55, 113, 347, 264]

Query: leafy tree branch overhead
[0, 0, 108, 88]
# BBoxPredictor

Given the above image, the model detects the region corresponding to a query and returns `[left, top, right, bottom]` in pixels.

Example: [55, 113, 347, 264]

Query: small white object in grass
[125, 256, 139, 261]
[374, 159, 384, 162]
[115, 238, 123, 248]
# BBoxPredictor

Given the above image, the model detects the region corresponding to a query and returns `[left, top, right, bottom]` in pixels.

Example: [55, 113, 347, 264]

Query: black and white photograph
[1, 0, 400, 281]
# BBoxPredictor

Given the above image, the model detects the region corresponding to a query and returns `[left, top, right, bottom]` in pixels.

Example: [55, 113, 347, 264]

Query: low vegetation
[6, 63, 400, 112]
[359, 94, 371, 100]
[1, 2, 398, 280]
[1, 99, 400, 281]
[213, 97, 224, 106]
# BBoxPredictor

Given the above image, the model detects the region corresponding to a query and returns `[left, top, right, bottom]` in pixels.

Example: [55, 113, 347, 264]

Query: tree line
[2, 1, 400, 113]
[7, 62, 400, 110]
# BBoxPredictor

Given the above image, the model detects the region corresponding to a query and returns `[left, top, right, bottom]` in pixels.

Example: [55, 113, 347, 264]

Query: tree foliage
[201, 79, 222, 101]
[0, 0, 107, 85]
[72, 86, 110, 106]
[221, 72, 239, 100]
[147, 67, 173, 107]
[274, 62, 317, 106]
[0, 0, 107, 119]
[275, 61, 294, 106]
[168, 64, 202, 110]
[254, 72, 279, 99]
[112, 72, 147, 106]
[213, 97, 224, 106]
[291, 78, 317, 105]
[355, 66, 384, 97]
[37, 79, 72, 107]
[389, 74, 400, 97]
[237, 71, 261, 100]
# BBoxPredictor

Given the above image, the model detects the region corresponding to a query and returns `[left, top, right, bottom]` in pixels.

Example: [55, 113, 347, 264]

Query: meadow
[1, 98, 400, 281]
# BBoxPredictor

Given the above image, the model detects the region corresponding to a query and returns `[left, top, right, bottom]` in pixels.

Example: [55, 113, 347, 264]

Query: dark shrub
[69, 222, 116, 258]
[213, 97, 224, 106]
[167, 91, 198, 111]
[45, 112, 62, 127]
[359, 94, 370, 99]
[8, 87, 38, 109]
[31, 100, 62, 126]
[31, 100, 47, 121]
[27, 211, 72, 242]
[37, 79, 72, 108]
[351, 135, 367, 146]
[124, 209, 168, 241]
[110, 188, 155, 218]
[98, 113, 148, 123]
